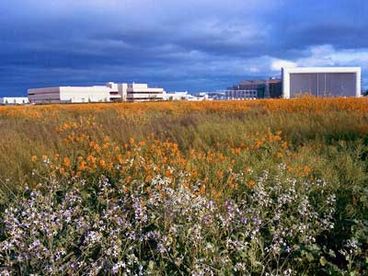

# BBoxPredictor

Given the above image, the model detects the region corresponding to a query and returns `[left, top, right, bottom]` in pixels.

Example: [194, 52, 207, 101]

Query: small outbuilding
[0, 97, 29, 105]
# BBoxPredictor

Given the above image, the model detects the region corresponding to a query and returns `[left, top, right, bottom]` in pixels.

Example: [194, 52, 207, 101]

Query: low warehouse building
[28, 85, 120, 104]
[28, 82, 165, 103]
[0, 97, 29, 105]
[282, 67, 361, 98]
[163, 91, 208, 101]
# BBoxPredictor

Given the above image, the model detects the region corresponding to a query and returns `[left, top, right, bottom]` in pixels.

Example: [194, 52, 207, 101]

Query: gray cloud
[0, 0, 367, 95]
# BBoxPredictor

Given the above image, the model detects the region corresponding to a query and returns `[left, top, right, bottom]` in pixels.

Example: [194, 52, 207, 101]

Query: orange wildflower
[99, 159, 106, 168]
[78, 161, 87, 171]
[87, 155, 96, 164]
[247, 180, 256, 189]
[63, 157, 71, 167]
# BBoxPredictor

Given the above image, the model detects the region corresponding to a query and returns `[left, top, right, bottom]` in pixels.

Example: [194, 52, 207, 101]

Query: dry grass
[0, 97, 368, 194]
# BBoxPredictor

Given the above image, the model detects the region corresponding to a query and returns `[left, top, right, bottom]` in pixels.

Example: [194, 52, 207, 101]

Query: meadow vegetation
[0, 97, 367, 274]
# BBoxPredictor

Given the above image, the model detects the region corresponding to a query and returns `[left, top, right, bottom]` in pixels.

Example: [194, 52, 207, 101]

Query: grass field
[0, 98, 367, 274]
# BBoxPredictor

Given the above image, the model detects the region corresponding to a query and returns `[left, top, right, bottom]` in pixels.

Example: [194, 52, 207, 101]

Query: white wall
[60, 86, 112, 103]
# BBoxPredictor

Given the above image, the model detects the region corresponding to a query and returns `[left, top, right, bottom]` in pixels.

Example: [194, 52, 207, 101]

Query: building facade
[28, 82, 165, 104]
[282, 67, 361, 98]
[126, 83, 164, 102]
[225, 89, 257, 99]
[228, 78, 282, 99]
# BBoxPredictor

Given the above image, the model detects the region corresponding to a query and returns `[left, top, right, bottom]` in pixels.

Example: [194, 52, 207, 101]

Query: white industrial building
[126, 83, 164, 101]
[28, 82, 165, 104]
[282, 67, 361, 99]
[163, 92, 190, 101]
[0, 97, 29, 105]
[163, 91, 208, 101]
[28, 84, 120, 104]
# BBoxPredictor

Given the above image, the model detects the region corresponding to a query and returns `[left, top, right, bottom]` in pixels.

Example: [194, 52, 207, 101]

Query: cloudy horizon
[1, 0, 367, 96]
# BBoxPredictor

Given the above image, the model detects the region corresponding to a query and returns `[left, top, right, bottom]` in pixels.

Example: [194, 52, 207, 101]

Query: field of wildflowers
[0, 97, 367, 274]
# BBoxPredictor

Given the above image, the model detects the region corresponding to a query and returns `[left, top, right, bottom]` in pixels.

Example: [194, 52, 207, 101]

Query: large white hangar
[282, 67, 361, 99]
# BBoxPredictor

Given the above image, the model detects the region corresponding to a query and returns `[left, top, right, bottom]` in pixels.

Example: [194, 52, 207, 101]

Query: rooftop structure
[282, 67, 362, 98]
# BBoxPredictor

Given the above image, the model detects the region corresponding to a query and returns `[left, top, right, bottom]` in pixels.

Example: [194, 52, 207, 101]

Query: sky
[1, 0, 368, 96]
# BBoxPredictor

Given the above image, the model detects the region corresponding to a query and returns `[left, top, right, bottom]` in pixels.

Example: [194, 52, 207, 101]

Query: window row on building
[225, 89, 257, 99]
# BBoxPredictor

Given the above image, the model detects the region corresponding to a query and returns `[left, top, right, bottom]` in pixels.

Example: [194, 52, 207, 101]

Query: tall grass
[0, 98, 367, 274]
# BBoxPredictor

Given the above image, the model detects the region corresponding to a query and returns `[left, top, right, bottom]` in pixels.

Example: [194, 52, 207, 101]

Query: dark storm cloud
[0, 0, 368, 96]
[283, 23, 368, 51]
